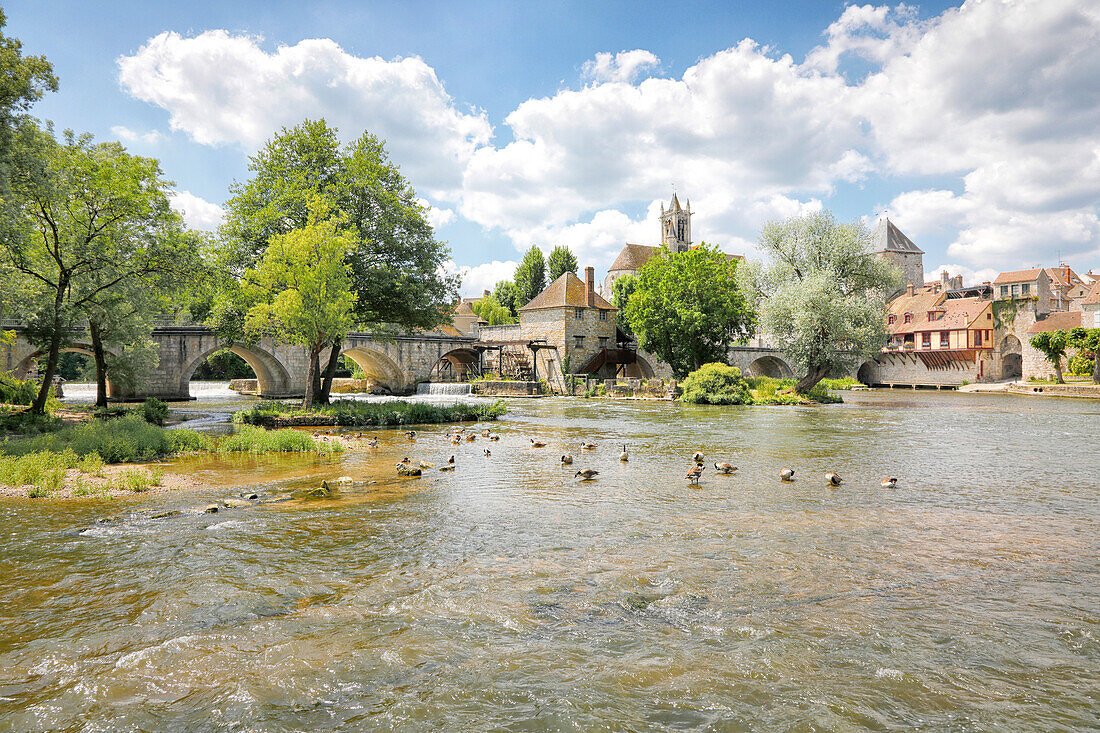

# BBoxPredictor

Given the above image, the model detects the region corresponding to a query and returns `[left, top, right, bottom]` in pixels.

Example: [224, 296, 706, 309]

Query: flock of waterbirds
[380, 425, 900, 489]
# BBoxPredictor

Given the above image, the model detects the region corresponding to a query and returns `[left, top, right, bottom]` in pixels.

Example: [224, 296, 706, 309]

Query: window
[973, 330, 983, 346]
[599, 310, 608, 321]
[928, 311, 939, 321]
[1021, 283, 1030, 295]
[904, 313, 912, 324]
[987, 312, 992, 320]
[1000, 285, 1009, 297]
[887, 314, 896, 325]
[598, 336, 608, 348]
[574, 335, 584, 348]
[922, 332, 931, 348]
[1010, 284, 1019, 297]
[574, 308, 584, 319]
[940, 331, 950, 347]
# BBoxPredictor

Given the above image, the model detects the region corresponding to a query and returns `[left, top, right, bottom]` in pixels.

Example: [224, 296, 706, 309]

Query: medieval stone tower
[660, 194, 692, 252]
[873, 217, 924, 292]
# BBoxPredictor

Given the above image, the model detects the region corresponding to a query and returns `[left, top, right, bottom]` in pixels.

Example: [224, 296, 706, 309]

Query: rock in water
[221, 498, 252, 509]
[396, 463, 423, 477]
[150, 510, 182, 520]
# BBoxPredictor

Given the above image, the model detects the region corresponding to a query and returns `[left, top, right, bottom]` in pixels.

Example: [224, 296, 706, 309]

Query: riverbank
[234, 398, 507, 428]
[959, 380, 1100, 398]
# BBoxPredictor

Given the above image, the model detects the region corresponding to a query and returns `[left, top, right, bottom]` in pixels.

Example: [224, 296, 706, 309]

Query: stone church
[604, 194, 696, 296]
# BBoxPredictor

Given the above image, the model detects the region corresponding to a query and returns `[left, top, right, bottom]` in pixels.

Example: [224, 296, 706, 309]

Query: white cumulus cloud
[582, 50, 660, 84]
[444, 260, 518, 298]
[110, 125, 165, 144]
[169, 190, 224, 231]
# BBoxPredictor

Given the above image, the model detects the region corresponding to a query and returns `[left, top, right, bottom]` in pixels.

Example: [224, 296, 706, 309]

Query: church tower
[660, 194, 692, 252]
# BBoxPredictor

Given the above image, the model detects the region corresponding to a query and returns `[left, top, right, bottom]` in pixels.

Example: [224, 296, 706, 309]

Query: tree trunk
[317, 339, 342, 404]
[1054, 358, 1065, 384]
[795, 366, 829, 394]
[302, 344, 321, 409]
[89, 320, 110, 409]
[1093, 353, 1099, 385]
[31, 330, 62, 415]
[310, 351, 322, 401]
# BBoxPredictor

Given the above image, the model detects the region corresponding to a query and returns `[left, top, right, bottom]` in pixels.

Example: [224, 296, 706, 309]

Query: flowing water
[1, 390, 1098, 730]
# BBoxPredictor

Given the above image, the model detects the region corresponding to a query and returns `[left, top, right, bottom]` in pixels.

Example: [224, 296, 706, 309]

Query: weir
[417, 382, 473, 396]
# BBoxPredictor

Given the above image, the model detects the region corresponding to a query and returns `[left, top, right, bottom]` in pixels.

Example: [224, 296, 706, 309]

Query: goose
[826, 472, 842, 486]
[692, 451, 704, 464]
[405, 430, 417, 439]
[366, 437, 378, 448]
[483, 448, 492, 457]
[451, 435, 462, 445]
[489, 434, 500, 441]
[713, 462, 737, 475]
[400, 456, 411, 464]
[482, 428, 491, 438]
[560, 454, 573, 465]
[881, 476, 898, 489]
[574, 469, 599, 480]
[685, 464, 705, 484]
[581, 442, 598, 450]
[619, 445, 629, 462]
[780, 468, 795, 482]
[447, 455, 455, 464]
[440, 464, 455, 472]
[530, 438, 547, 448]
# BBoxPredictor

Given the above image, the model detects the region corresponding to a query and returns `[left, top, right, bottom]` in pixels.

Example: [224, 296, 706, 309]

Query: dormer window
[888, 314, 896, 325]
[903, 313, 912, 324]
[928, 311, 938, 321]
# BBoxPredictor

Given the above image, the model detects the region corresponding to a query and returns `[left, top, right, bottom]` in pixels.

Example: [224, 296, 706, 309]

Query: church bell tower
[660, 194, 692, 252]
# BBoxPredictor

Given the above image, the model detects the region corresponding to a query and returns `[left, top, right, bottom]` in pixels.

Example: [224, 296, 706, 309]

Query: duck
[581, 441, 598, 450]
[483, 448, 492, 457]
[826, 472, 842, 486]
[780, 468, 795, 482]
[881, 476, 898, 489]
[560, 454, 573, 465]
[405, 430, 417, 439]
[574, 469, 599, 480]
[530, 438, 547, 448]
[619, 445, 629, 462]
[400, 456, 411, 464]
[366, 437, 378, 448]
[692, 451, 704, 464]
[451, 435, 462, 445]
[685, 464, 705, 484]
[713, 462, 737, 475]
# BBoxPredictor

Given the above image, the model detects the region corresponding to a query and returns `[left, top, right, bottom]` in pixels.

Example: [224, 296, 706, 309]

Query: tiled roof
[1044, 267, 1080, 288]
[518, 271, 616, 311]
[873, 218, 923, 254]
[1027, 311, 1083, 334]
[993, 268, 1045, 285]
[886, 286, 989, 335]
[608, 243, 660, 272]
[1083, 280, 1100, 305]
[453, 301, 485, 321]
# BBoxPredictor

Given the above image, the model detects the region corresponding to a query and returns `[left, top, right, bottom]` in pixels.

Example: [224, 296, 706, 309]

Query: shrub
[0, 410, 62, 436]
[819, 377, 863, 390]
[1068, 354, 1094, 376]
[78, 452, 105, 476]
[2, 414, 176, 463]
[219, 425, 341, 455]
[117, 469, 153, 492]
[0, 371, 37, 405]
[680, 363, 752, 405]
[166, 428, 214, 453]
[233, 399, 507, 428]
[141, 398, 170, 425]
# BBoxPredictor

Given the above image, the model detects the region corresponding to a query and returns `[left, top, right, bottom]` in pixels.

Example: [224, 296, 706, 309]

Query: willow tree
[242, 210, 356, 408]
[745, 211, 901, 393]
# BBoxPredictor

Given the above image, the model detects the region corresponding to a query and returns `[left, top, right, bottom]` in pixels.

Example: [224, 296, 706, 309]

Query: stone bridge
[1, 324, 478, 400]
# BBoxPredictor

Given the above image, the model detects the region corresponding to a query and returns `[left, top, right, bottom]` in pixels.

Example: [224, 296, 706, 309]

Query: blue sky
[6, 1, 1099, 293]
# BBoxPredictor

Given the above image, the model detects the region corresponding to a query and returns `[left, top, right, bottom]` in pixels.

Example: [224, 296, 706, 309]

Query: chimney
[585, 267, 595, 307]
[982, 281, 992, 300]
[1065, 265, 1072, 283]
[483, 289, 490, 298]
[907, 282, 914, 296]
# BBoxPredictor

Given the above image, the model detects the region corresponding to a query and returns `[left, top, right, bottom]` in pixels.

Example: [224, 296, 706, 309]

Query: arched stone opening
[179, 344, 291, 399]
[622, 353, 655, 379]
[13, 344, 117, 399]
[857, 361, 878, 386]
[1002, 353, 1022, 380]
[746, 355, 794, 379]
[342, 346, 405, 393]
[429, 348, 479, 382]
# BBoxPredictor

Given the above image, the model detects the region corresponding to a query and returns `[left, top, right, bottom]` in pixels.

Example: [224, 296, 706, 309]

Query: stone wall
[472, 381, 543, 397]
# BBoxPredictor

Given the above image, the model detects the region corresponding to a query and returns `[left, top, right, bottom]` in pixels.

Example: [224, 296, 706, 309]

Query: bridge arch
[342, 345, 406, 392]
[429, 347, 479, 381]
[12, 344, 97, 379]
[179, 344, 291, 399]
[857, 361, 878, 386]
[746, 355, 794, 379]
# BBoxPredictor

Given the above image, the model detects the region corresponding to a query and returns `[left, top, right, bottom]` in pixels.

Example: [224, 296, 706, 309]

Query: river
[1, 388, 1097, 730]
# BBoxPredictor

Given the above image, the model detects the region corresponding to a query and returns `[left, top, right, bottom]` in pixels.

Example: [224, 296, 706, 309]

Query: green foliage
[78, 451, 104, 476]
[0, 409, 61, 435]
[218, 119, 459, 333]
[992, 299, 1020, 330]
[234, 398, 507, 427]
[679, 363, 753, 405]
[192, 349, 255, 380]
[513, 246, 547, 308]
[547, 245, 578, 282]
[219, 425, 340, 455]
[1067, 327, 1100, 383]
[1067, 354, 1093, 376]
[492, 280, 520, 317]
[741, 375, 842, 405]
[0, 370, 36, 405]
[624, 244, 754, 377]
[117, 469, 153, 493]
[0, 9, 57, 162]
[0, 414, 208, 463]
[744, 210, 901, 393]
[819, 377, 864, 390]
[469, 294, 516, 325]
[141, 398, 169, 426]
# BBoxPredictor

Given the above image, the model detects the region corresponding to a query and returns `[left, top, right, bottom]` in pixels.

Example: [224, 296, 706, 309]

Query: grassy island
[678, 363, 852, 405]
[233, 398, 508, 428]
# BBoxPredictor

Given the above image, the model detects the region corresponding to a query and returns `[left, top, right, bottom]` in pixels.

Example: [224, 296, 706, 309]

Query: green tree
[623, 244, 754, 377]
[0, 124, 200, 413]
[1067, 327, 1100, 383]
[745, 211, 901, 393]
[1028, 329, 1070, 384]
[513, 246, 546, 307]
[470, 295, 514, 325]
[611, 274, 637, 338]
[547, 245, 578, 281]
[219, 119, 459, 401]
[242, 210, 356, 408]
[0, 10, 56, 164]
[492, 280, 519, 317]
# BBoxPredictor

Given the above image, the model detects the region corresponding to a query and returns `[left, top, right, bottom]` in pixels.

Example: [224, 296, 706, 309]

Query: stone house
[451, 299, 485, 337]
[1082, 281, 1100, 328]
[993, 268, 1053, 314]
[1044, 265, 1086, 311]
